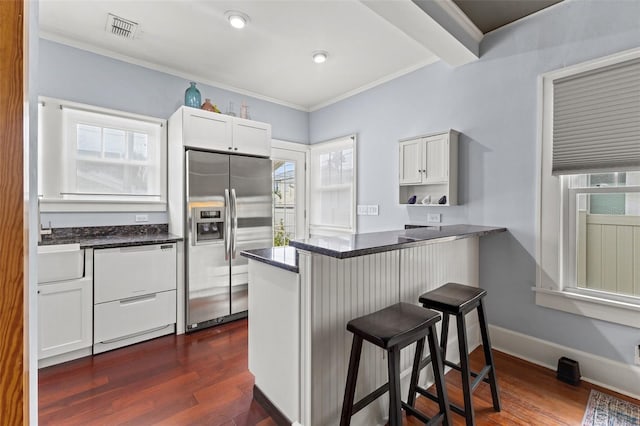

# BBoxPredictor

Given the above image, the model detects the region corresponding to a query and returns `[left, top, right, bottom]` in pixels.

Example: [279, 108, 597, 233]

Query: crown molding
[309, 57, 439, 111]
[40, 31, 310, 112]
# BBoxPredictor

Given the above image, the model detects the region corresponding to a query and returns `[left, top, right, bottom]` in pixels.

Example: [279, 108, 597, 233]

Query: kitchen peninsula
[242, 224, 505, 426]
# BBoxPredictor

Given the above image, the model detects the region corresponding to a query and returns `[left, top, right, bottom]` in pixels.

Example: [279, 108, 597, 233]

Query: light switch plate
[135, 214, 149, 222]
[427, 213, 441, 223]
[367, 205, 379, 216]
[357, 205, 368, 216]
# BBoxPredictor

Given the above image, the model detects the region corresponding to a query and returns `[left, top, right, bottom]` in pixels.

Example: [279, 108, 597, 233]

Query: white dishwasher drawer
[94, 243, 176, 303]
[94, 289, 176, 345]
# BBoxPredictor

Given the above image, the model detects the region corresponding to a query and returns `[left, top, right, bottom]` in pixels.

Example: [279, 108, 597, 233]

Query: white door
[272, 141, 307, 242]
[399, 139, 423, 184]
[425, 134, 449, 183]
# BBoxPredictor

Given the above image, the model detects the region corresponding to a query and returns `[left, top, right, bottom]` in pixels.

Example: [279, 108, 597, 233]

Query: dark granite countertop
[289, 225, 506, 259]
[38, 224, 183, 249]
[241, 246, 299, 273]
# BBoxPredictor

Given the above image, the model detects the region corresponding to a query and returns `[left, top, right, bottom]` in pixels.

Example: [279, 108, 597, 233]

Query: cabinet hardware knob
[228, 147, 232, 150]
[234, 147, 238, 151]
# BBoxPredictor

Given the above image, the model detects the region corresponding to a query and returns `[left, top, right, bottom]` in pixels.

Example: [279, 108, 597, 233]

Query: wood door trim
[0, 0, 27, 424]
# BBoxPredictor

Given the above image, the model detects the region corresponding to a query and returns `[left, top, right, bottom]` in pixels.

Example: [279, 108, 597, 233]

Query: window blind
[552, 57, 640, 175]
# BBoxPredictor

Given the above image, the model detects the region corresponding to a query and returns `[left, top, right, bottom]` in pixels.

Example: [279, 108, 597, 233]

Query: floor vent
[106, 13, 138, 39]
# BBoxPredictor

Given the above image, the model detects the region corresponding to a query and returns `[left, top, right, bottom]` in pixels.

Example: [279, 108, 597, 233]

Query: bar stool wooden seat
[340, 302, 451, 426]
[412, 283, 501, 426]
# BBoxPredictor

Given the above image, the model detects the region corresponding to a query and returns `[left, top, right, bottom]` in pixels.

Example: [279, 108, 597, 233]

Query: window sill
[534, 287, 640, 329]
[41, 199, 167, 213]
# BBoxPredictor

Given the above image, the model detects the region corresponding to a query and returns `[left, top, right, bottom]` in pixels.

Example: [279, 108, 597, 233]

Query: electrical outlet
[357, 205, 368, 216]
[367, 205, 379, 216]
[635, 344, 640, 365]
[427, 213, 441, 223]
[135, 214, 149, 223]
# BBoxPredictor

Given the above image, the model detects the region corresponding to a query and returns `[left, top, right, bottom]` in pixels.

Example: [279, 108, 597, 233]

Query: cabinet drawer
[183, 108, 232, 151]
[94, 243, 176, 304]
[94, 290, 176, 344]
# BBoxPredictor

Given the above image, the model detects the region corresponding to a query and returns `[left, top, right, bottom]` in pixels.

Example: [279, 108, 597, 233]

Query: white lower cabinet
[94, 290, 176, 353]
[93, 243, 177, 354]
[94, 243, 177, 303]
[38, 276, 93, 365]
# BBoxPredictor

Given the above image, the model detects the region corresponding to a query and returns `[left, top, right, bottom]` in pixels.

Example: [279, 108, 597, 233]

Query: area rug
[582, 390, 640, 426]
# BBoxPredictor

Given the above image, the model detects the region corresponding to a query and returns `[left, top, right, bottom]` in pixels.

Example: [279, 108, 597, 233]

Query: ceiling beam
[360, 0, 482, 67]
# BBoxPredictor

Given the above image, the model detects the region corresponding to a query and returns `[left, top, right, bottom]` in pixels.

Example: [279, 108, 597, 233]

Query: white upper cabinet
[232, 116, 272, 157]
[399, 139, 423, 185]
[183, 108, 233, 151]
[172, 106, 271, 157]
[398, 130, 458, 206]
[424, 134, 448, 183]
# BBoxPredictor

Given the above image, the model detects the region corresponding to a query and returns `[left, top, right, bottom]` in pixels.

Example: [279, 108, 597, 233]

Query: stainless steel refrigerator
[185, 150, 272, 331]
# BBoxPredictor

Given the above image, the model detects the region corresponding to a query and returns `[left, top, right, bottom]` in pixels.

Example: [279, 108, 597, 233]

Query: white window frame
[535, 48, 640, 329]
[271, 139, 310, 240]
[309, 135, 357, 237]
[38, 97, 167, 212]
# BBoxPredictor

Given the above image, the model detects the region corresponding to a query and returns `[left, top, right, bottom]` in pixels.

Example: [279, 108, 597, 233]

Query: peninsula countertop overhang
[288, 224, 506, 259]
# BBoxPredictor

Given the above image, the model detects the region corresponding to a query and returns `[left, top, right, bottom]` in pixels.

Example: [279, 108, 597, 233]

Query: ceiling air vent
[106, 13, 138, 39]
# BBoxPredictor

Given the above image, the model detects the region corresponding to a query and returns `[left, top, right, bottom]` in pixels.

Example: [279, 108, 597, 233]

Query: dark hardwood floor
[39, 319, 638, 425]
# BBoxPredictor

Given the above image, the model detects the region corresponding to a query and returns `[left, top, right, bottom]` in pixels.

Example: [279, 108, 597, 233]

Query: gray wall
[309, 0, 640, 364]
[39, 39, 309, 227]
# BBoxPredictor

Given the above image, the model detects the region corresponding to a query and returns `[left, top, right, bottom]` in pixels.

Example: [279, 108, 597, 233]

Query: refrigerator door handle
[224, 188, 231, 261]
[231, 188, 238, 259]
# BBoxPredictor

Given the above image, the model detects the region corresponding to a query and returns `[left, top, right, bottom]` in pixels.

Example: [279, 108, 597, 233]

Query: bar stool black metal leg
[440, 313, 450, 361]
[340, 335, 363, 426]
[478, 300, 501, 411]
[387, 345, 402, 426]
[456, 313, 475, 426]
[427, 324, 451, 426]
[407, 337, 425, 408]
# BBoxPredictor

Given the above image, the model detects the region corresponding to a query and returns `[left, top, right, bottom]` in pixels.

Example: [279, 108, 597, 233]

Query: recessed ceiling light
[225, 11, 250, 29]
[312, 51, 328, 64]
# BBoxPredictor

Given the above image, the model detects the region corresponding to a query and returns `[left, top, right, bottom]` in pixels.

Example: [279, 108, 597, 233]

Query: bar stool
[412, 283, 501, 426]
[340, 302, 451, 426]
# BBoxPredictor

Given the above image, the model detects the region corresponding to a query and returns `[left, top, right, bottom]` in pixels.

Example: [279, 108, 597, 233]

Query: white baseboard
[38, 347, 92, 369]
[489, 325, 640, 400]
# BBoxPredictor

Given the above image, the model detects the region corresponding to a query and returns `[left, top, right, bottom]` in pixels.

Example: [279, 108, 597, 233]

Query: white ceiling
[39, 0, 441, 111]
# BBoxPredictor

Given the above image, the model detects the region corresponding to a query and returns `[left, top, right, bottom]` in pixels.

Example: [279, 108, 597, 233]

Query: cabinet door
[424, 134, 449, 183]
[183, 107, 233, 151]
[38, 278, 92, 360]
[232, 117, 271, 157]
[399, 139, 423, 185]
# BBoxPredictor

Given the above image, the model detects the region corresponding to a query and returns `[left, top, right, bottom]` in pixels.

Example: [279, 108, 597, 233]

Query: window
[38, 97, 167, 212]
[273, 160, 296, 245]
[536, 49, 640, 328]
[309, 135, 356, 236]
[564, 172, 640, 298]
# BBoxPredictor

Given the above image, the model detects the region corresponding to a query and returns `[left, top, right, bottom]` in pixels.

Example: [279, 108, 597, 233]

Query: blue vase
[184, 82, 201, 108]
